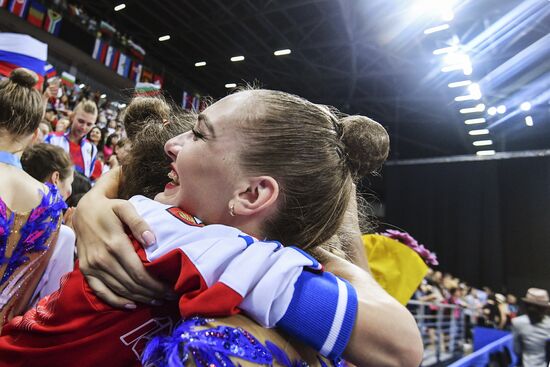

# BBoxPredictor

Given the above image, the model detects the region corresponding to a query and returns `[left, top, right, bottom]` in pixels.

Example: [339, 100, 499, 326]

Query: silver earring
[229, 203, 236, 217]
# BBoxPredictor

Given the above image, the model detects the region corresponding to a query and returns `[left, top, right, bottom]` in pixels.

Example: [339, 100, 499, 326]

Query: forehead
[74, 110, 96, 123]
[204, 91, 254, 126]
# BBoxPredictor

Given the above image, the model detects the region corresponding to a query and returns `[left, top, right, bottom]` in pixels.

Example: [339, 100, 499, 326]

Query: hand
[74, 182, 174, 309]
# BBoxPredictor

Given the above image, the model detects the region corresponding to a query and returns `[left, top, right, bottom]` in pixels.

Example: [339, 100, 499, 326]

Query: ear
[233, 176, 279, 217]
[49, 171, 60, 186]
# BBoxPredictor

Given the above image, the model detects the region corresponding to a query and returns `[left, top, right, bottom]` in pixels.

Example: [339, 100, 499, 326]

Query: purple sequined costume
[0, 183, 66, 329]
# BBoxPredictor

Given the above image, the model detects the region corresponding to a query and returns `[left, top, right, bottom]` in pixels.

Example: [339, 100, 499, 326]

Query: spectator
[512, 288, 550, 367]
[45, 100, 99, 179]
[103, 133, 119, 162]
[55, 118, 70, 133]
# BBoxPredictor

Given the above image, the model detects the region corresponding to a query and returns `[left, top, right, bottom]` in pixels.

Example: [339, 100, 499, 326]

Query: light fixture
[448, 80, 471, 88]
[274, 49, 291, 56]
[100, 94, 107, 99]
[473, 140, 493, 146]
[468, 129, 489, 135]
[78, 83, 85, 88]
[476, 150, 496, 156]
[441, 9, 454, 21]
[158, 35, 170, 42]
[487, 106, 497, 116]
[433, 46, 457, 55]
[424, 24, 450, 34]
[496, 105, 506, 114]
[464, 118, 486, 125]
[114, 3, 126, 11]
[459, 104, 485, 114]
[225, 83, 237, 88]
[525, 115, 534, 126]
[195, 61, 206, 67]
[520, 102, 531, 111]
[230, 56, 245, 62]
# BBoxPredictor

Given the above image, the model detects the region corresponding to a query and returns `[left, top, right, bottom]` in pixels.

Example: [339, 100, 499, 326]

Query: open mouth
[167, 169, 179, 186]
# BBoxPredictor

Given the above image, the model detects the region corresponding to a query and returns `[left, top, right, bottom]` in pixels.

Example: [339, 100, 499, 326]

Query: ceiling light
[114, 3, 126, 11]
[230, 56, 245, 62]
[476, 150, 496, 156]
[464, 118, 486, 125]
[424, 24, 450, 35]
[473, 140, 493, 146]
[158, 35, 170, 42]
[78, 83, 85, 88]
[496, 105, 506, 114]
[225, 83, 236, 88]
[195, 61, 206, 67]
[100, 94, 106, 99]
[525, 115, 533, 126]
[274, 49, 291, 56]
[441, 9, 454, 21]
[520, 102, 531, 111]
[468, 129, 489, 135]
[448, 80, 471, 88]
[433, 46, 457, 55]
[459, 104, 485, 114]
[487, 106, 497, 116]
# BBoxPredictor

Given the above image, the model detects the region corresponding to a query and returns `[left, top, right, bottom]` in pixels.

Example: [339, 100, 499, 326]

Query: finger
[112, 201, 156, 247]
[85, 275, 137, 309]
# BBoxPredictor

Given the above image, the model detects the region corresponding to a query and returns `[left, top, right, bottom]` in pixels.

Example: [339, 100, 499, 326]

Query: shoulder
[512, 314, 529, 328]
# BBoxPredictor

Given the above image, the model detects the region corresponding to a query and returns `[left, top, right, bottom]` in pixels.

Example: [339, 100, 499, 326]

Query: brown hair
[0, 68, 43, 136]
[118, 98, 193, 199]
[73, 100, 98, 117]
[235, 89, 389, 250]
[21, 143, 73, 182]
[122, 96, 171, 140]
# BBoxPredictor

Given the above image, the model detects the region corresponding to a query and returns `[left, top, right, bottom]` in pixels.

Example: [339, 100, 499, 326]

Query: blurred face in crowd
[115, 142, 131, 164]
[70, 110, 96, 141]
[56, 118, 70, 133]
[108, 119, 117, 129]
[88, 127, 102, 145]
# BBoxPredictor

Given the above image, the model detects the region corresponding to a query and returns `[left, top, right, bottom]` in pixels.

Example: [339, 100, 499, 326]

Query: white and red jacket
[0, 196, 357, 366]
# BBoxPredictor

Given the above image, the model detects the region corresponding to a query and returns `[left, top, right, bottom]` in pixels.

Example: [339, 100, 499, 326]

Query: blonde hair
[73, 100, 98, 117]
[0, 68, 43, 136]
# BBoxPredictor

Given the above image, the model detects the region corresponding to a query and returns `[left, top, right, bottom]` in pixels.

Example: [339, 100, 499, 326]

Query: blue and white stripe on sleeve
[275, 270, 358, 359]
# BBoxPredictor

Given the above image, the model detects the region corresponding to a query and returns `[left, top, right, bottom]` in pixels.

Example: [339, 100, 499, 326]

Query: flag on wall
[43, 9, 62, 36]
[0, 0, 8, 8]
[0, 33, 47, 88]
[134, 82, 161, 97]
[44, 63, 56, 79]
[99, 20, 116, 37]
[107, 48, 120, 71]
[129, 61, 142, 83]
[128, 39, 145, 60]
[92, 38, 110, 63]
[9, 0, 29, 18]
[192, 95, 200, 112]
[182, 91, 188, 109]
[61, 71, 75, 87]
[152, 74, 164, 88]
[116, 53, 131, 77]
[140, 68, 153, 83]
[26, 1, 46, 27]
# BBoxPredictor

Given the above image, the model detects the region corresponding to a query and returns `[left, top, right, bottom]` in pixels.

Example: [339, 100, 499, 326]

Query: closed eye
[191, 128, 206, 141]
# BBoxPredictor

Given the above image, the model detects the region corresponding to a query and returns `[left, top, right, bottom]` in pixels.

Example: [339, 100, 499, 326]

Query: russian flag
[44, 63, 56, 79]
[0, 33, 47, 88]
[9, 0, 30, 18]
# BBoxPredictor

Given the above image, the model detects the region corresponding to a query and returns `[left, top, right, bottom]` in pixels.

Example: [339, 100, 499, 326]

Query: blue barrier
[473, 327, 510, 351]
[448, 334, 518, 367]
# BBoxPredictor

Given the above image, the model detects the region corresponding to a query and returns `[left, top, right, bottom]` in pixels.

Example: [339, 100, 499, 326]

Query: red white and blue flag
[91, 38, 109, 63]
[0, 33, 47, 88]
[44, 63, 56, 79]
[9, 0, 29, 18]
[129, 60, 142, 84]
[0, 0, 8, 8]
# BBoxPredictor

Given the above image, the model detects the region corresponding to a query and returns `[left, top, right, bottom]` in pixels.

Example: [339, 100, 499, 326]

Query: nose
[164, 134, 185, 161]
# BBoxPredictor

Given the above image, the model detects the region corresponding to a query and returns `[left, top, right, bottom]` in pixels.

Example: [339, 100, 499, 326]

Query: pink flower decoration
[380, 229, 439, 266]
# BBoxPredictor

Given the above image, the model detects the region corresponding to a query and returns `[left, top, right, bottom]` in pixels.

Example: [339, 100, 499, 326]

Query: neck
[69, 129, 82, 143]
[0, 133, 31, 158]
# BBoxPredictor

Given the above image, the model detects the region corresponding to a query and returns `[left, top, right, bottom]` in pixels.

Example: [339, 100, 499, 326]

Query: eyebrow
[197, 113, 215, 138]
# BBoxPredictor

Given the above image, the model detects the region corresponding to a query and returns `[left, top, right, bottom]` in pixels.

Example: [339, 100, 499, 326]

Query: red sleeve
[90, 159, 103, 181]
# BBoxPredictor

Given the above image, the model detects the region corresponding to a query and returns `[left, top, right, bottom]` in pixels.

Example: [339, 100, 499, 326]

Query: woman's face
[56, 119, 68, 132]
[155, 92, 247, 223]
[89, 128, 101, 144]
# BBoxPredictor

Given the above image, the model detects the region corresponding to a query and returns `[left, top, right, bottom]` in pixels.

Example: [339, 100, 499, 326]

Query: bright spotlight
[473, 140, 493, 146]
[100, 94, 107, 99]
[225, 83, 237, 88]
[230, 56, 245, 62]
[487, 106, 497, 116]
[78, 83, 85, 88]
[194, 61, 206, 67]
[441, 9, 454, 21]
[274, 49, 291, 56]
[520, 102, 531, 111]
[464, 118, 486, 125]
[525, 116, 534, 126]
[114, 3, 126, 11]
[433, 46, 457, 55]
[476, 150, 496, 156]
[460, 104, 485, 114]
[424, 24, 450, 35]
[496, 105, 506, 114]
[158, 35, 170, 42]
[468, 129, 489, 135]
[448, 80, 471, 88]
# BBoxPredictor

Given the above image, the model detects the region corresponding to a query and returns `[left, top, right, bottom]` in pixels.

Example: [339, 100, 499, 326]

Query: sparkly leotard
[0, 182, 66, 329]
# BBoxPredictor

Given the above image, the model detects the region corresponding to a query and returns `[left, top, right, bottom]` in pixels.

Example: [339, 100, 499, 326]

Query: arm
[74, 168, 173, 308]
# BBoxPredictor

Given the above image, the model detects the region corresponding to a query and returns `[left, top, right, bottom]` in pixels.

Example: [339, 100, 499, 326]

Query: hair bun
[122, 96, 172, 140]
[9, 68, 38, 88]
[339, 115, 390, 177]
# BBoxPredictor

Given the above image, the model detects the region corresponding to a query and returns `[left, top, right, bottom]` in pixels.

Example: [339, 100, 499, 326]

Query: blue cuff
[276, 270, 358, 359]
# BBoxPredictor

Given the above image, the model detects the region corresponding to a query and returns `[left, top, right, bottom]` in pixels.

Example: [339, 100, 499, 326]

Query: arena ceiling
[84, 0, 549, 159]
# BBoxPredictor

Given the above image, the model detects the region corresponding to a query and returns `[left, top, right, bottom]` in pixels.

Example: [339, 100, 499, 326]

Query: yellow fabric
[363, 234, 429, 305]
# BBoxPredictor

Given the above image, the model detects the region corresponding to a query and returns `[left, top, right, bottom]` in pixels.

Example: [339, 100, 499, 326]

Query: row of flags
[182, 91, 204, 112]
[2, 0, 62, 36]
[92, 38, 162, 87]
